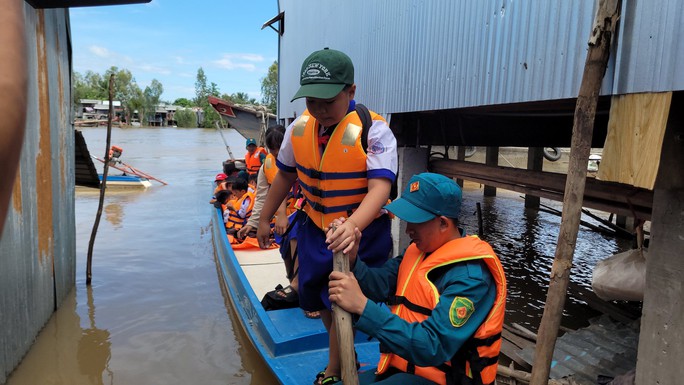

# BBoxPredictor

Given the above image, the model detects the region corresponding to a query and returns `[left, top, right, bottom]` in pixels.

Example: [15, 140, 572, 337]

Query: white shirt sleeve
[276, 119, 297, 170]
[237, 196, 252, 218]
[366, 118, 398, 180]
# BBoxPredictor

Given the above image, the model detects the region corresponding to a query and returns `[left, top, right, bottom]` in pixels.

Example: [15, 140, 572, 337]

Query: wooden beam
[430, 159, 652, 220]
[530, 1, 621, 384]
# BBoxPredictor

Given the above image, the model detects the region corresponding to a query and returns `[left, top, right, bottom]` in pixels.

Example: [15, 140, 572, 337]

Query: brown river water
[5, 127, 633, 385]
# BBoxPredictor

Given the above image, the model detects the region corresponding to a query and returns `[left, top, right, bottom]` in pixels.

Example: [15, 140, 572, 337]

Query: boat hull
[211, 206, 380, 385]
[208, 96, 276, 141]
[99, 175, 152, 188]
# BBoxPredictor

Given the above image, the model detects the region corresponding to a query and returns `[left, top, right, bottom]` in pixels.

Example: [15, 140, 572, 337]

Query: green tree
[143, 79, 164, 125]
[194, 67, 220, 128]
[194, 67, 208, 106]
[104, 67, 139, 124]
[261, 61, 277, 113]
[174, 108, 197, 128]
[173, 97, 193, 107]
[230, 92, 257, 105]
[127, 87, 146, 125]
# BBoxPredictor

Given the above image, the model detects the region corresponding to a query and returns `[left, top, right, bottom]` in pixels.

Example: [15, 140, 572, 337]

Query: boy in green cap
[329, 173, 507, 385]
[256, 48, 398, 384]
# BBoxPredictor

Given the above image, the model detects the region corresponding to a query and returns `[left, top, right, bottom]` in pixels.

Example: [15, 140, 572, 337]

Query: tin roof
[276, 0, 684, 118]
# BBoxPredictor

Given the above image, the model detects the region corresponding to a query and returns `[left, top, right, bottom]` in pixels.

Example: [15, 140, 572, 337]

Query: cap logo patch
[449, 297, 474, 327]
[410, 181, 420, 192]
[302, 63, 331, 81]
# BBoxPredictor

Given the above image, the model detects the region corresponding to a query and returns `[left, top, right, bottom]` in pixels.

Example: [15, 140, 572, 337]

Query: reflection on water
[104, 203, 123, 228]
[6, 127, 634, 385]
[458, 184, 634, 329]
[78, 286, 112, 385]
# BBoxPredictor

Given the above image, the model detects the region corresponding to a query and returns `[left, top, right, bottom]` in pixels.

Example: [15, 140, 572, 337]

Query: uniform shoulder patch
[449, 296, 475, 327]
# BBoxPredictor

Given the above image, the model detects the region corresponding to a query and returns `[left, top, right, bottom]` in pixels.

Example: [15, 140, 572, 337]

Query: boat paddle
[214, 121, 235, 161]
[331, 225, 360, 385]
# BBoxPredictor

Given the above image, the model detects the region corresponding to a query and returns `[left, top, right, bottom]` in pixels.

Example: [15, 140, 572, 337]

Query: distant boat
[98, 174, 152, 188]
[74, 130, 167, 189]
[207, 95, 276, 141]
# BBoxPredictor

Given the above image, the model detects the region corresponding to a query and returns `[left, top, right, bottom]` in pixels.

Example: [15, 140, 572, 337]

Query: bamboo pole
[332, 245, 359, 385]
[86, 74, 115, 285]
[529, 1, 621, 384]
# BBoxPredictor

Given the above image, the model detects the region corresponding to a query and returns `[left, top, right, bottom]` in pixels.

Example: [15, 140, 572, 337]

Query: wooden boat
[207, 95, 276, 141]
[74, 130, 167, 188]
[98, 174, 152, 188]
[210, 205, 380, 385]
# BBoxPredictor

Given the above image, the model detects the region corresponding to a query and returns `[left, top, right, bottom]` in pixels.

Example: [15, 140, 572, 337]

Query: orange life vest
[263, 153, 278, 184]
[264, 153, 300, 217]
[245, 147, 267, 175]
[377, 236, 506, 385]
[225, 191, 255, 230]
[290, 109, 385, 230]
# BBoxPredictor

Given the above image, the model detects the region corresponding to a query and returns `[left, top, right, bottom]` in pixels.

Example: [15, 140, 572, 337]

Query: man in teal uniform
[329, 173, 506, 385]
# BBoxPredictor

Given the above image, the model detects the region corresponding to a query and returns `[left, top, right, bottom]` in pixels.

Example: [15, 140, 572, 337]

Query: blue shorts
[297, 215, 392, 311]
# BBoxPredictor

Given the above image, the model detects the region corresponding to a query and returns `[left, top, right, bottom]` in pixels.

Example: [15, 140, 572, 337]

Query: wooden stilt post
[530, 1, 620, 384]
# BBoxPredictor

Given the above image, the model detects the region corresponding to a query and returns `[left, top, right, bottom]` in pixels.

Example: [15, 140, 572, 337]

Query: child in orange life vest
[237, 125, 289, 240]
[224, 178, 255, 235]
[255, 48, 398, 384]
[247, 173, 258, 193]
[244, 138, 267, 176]
[210, 173, 229, 204]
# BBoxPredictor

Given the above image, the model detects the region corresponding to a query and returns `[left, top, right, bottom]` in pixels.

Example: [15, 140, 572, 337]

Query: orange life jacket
[245, 147, 267, 175]
[377, 236, 506, 385]
[290, 109, 385, 230]
[225, 191, 255, 230]
[263, 153, 278, 184]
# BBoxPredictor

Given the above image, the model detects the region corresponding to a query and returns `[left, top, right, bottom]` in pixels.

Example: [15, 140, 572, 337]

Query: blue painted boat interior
[211, 206, 381, 385]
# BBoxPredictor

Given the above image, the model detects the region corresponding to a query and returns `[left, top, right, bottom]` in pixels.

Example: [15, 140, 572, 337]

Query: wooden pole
[529, 1, 620, 384]
[86, 74, 115, 285]
[333, 246, 359, 385]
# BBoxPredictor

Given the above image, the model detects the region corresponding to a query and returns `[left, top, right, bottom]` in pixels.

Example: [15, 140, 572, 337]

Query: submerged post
[87, 74, 115, 285]
[530, 1, 621, 384]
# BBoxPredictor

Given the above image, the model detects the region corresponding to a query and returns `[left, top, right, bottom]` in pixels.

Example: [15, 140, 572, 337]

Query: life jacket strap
[387, 295, 432, 316]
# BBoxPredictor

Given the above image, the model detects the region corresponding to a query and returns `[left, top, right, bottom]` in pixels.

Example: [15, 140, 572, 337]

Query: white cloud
[89, 45, 111, 58]
[138, 64, 172, 75]
[212, 53, 264, 71]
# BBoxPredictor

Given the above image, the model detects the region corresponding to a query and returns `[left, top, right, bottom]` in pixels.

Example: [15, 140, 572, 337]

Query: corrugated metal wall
[277, 0, 684, 119]
[0, 5, 75, 383]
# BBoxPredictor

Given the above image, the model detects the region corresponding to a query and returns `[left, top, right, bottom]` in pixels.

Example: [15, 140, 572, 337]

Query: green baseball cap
[384, 173, 462, 223]
[245, 138, 257, 147]
[291, 48, 354, 102]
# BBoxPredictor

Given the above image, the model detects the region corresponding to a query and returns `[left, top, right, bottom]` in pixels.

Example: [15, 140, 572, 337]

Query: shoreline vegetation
[73, 62, 277, 129]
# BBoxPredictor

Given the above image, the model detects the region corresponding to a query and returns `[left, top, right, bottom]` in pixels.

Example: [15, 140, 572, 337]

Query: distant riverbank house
[75, 99, 183, 126]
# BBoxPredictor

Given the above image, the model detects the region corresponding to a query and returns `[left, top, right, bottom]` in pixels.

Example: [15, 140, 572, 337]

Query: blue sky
[70, 1, 279, 104]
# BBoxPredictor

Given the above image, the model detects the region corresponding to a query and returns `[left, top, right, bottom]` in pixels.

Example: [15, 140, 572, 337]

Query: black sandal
[275, 284, 298, 302]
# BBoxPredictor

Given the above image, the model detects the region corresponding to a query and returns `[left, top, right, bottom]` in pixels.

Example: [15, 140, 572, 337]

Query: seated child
[209, 173, 229, 204]
[224, 178, 255, 236]
[247, 173, 258, 193]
